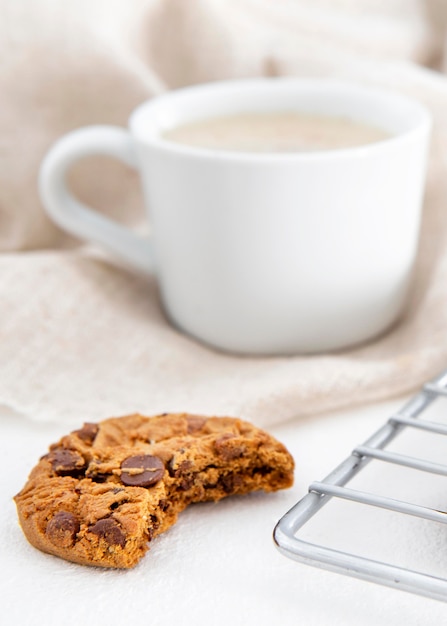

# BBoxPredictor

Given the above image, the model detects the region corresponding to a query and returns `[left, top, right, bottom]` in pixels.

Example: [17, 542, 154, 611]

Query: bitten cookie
[14, 413, 294, 568]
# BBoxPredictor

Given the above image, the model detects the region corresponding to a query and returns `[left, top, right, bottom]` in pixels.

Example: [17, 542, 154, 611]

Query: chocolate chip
[120, 455, 165, 487]
[178, 460, 193, 473]
[168, 458, 193, 478]
[90, 518, 126, 547]
[168, 456, 194, 486]
[179, 476, 195, 491]
[73, 422, 99, 443]
[159, 499, 169, 511]
[46, 511, 80, 548]
[186, 416, 207, 434]
[48, 448, 86, 476]
[214, 434, 245, 461]
[219, 474, 244, 494]
[85, 459, 110, 482]
[91, 474, 109, 483]
[86, 468, 109, 483]
[253, 466, 272, 477]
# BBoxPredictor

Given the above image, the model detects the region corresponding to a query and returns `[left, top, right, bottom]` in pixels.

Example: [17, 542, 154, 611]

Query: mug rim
[129, 77, 432, 162]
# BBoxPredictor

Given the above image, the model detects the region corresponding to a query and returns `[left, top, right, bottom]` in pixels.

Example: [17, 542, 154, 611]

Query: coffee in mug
[162, 112, 390, 153]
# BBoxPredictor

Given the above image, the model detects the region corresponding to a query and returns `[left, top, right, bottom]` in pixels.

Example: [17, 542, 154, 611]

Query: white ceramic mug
[39, 78, 431, 355]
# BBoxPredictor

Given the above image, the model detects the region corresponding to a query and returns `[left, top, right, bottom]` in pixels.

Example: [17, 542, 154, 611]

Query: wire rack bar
[309, 482, 447, 524]
[352, 445, 447, 476]
[274, 368, 447, 602]
[424, 382, 447, 396]
[389, 415, 447, 435]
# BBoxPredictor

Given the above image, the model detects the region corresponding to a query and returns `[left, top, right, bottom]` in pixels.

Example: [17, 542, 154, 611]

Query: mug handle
[38, 125, 155, 275]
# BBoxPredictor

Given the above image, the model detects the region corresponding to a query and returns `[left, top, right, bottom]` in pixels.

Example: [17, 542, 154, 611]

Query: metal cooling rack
[274, 368, 447, 602]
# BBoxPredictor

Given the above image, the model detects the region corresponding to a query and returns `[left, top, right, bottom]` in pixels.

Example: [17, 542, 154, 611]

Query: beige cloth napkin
[2, 0, 447, 425]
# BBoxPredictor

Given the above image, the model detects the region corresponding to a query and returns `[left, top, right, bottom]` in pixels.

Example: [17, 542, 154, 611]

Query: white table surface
[3, 396, 447, 626]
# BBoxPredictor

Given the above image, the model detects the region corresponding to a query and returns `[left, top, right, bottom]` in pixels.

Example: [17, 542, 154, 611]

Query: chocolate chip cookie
[14, 413, 294, 568]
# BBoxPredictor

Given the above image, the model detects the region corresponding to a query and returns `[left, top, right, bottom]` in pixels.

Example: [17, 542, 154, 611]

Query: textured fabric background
[2, 0, 447, 425]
